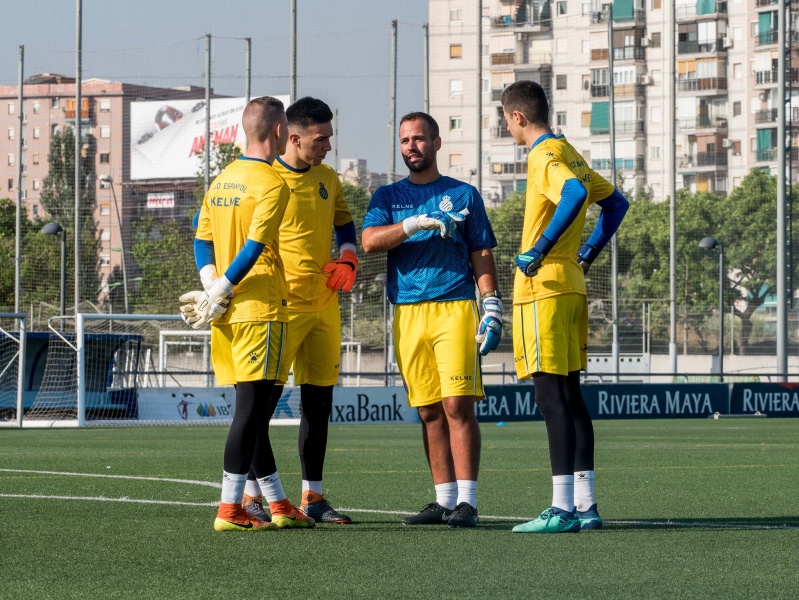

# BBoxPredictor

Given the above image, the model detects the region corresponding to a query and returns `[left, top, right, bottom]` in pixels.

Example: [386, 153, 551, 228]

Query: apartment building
[0, 74, 206, 294]
[430, 0, 798, 204]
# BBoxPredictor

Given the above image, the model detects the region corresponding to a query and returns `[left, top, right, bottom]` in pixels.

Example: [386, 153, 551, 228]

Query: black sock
[298, 384, 334, 482]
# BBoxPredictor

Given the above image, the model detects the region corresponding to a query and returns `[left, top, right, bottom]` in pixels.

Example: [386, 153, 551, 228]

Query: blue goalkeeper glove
[427, 208, 470, 238]
[475, 295, 502, 356]
[515, 248, 545, 277]
[577, 243, 600, 274]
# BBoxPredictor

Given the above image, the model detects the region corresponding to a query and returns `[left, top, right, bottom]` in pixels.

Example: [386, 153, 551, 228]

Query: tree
[38, 126, 100, 306]
[194, 141, 241, 204]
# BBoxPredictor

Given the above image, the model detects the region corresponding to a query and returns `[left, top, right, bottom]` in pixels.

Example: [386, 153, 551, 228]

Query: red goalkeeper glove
[322, 248, 359, 292]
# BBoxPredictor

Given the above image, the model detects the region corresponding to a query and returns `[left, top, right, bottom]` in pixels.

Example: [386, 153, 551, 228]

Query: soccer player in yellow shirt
[181, 96, 314, 531]
[240, 97, 358, 524]
[500, 81, 629, 533]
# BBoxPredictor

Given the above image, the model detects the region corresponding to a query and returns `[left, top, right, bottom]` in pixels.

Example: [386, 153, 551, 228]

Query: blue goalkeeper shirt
[362, 176, 497, 304]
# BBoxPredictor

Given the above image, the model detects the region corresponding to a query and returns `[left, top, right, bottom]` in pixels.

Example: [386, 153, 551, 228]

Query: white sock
[435, 482, 457, 510]
[220, 471, 247, 504]
[302, 479, 323, 495]
[456, 480, 478, 508]
[551, 475, 574, 512]
[257, 471, 287, 503]
[244, 478, 260, 498]
[574, 470, 596, 512]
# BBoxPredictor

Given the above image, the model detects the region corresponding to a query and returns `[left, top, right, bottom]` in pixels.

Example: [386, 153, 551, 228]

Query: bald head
[242, 96, 286, 144]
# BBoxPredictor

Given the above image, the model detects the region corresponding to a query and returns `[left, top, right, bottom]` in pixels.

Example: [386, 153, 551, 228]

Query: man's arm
[470, 248, 500, 296]
[577, 188, 630, 273]
[362, 222, 410, 253]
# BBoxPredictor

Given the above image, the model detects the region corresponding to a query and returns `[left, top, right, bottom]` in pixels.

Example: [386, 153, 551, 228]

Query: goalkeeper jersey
[514, 134, 616, 304]
[196, 156, 290, 324]
[362, 176, 497, 305]
[272, 157, 354, 312]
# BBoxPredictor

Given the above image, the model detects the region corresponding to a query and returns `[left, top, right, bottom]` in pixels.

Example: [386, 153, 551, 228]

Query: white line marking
[0, 468, 221, 488]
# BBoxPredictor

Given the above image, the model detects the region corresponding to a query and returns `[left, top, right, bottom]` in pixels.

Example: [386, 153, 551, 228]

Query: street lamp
[699, 236, 724, 382]
[40, 221, 66, 317]
[99, 174, 129, 314]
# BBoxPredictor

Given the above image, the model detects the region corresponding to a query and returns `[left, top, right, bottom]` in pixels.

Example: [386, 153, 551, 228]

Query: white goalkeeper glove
[179, 273, 234, 329]
[475, 294, 502, 356]
[402, 208, 469, 238]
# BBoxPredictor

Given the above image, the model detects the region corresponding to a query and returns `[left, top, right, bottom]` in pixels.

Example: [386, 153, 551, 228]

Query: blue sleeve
[334, 221, 357, 247]
[224, 239, 266, 285]
[192, 209, 200, 229]
[194, 239, 215, 271]
[465, 187, 497, 252]
[534, 178, 588, 254]
[584, 188, 630, 253]
[362, 187, 392, 230]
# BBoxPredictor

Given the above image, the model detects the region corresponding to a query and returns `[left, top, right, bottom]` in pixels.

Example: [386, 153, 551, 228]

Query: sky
[1, 0, 429, 175]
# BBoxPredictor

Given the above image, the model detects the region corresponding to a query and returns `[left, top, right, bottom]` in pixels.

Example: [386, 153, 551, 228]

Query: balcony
[590, 10, 645, 24]
[490, 125, 514, 139]
[591, 48, 609, 62]
[755, 109, 778, 123]
[679, 152, 729, 168]
[678, 38, 726, 54]
[756, 147, 777, 161]
[676, 77, 728, 93]
[590, 84, 609, 98]
[753, 70, 799, 85]
[490, 161, 528, 176]
[490, 51, 551, 67]
[489, 15, 551, 32]
[676, 1, 727, 20]
[591, 156, 646, 172]
[677, 116, 728, 131]
[756, 30, 799, 46]
[615, 120, 646, 134]
[613, 46, 645, 61]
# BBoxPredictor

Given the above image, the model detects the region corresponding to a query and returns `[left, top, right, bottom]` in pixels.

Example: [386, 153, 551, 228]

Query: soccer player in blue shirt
[362, 112, 502, 528]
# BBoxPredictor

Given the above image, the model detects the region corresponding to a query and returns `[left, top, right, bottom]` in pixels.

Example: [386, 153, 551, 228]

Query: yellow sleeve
[331, 178, 353, 227]
[533, 153, 579, 205]
[248, 180, 290, 245]
[196, 194, 212, 242]
[585, 168, 616, 206]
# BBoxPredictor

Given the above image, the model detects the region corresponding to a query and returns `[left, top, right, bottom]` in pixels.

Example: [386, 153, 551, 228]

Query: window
[7, 127, 14, 140]
[51, 124, 59, 136]
[733, 102, 741, 117]
[557, 1, 567, 15]
[8, 103, 15, 115]
[450, 116, 463, 131]
[582, 111, 591, 127]
[732, 141, 741, 156]
[652, 0, 661, 8]
[32, 205, 39, 217]
[33, 179, 40, 190]
[556, 112, 567, 126]
[450, 44, 463, 59]
[450, 153, 463, 167]
[651, 146, 661, 159]
[51, 97, 59, 108]
[733, 63, 742, 80]
[7, 154, 14, 166]
[100, 255, 111, 267]
[33, 101, 40, 114]
[101, 229, 111, 242]
[651, 32, 661, 48]
[7, 179, 13, 190]
[450, 9, 462, 22]
[450, 79, 463, 95]
[99, 99, 111, 112]
[482, 115, 490, 129]
[100, 205, 111, 216]
[33, 127, 40, 139]
[100, 126, 111, 139]
[556, 75, 567, 90]
[32, 153, 40, 165]
[100, 153, 110, 163]
[482, 78, 489, 93]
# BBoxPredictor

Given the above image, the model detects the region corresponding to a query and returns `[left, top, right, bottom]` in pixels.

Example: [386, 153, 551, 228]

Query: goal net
[0, 313, 27, 427]
[19, 313, 301, 427]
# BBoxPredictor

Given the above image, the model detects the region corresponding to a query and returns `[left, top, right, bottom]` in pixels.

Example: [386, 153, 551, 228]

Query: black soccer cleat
[401, 502, 453, 525]
[447, 502, 478, 528]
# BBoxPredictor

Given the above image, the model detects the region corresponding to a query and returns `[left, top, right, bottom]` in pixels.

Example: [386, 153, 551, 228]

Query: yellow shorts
[210, 321, 287, 386]
[276, 303, 341, 386]
[394, 300, 484, 407]
[513, 293, 587, 378]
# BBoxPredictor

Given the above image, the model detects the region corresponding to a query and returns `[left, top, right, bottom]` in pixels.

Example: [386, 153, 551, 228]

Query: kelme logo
[319, 182, 329, 199]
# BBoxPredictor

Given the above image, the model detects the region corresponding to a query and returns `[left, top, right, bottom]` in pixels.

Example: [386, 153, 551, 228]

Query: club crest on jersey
[439, 196, 453, 212]
[318, 182, 328, 199]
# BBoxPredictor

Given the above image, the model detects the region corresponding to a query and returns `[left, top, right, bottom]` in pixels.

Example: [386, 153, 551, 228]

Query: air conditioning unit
[722, 36, 732, 49]
[640, 37, 650, 48]
[722, 138, 732, 148]
[640, 75, 654, 85]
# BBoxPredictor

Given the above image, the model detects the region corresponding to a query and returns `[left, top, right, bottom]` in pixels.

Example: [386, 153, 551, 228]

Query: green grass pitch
[1, 418, 798, 599]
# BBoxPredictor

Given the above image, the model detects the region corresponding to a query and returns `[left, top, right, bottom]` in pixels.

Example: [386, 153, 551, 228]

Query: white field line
[2, 469, 798, 530]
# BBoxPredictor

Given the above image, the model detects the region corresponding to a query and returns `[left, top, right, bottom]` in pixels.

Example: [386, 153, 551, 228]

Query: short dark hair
[242, 96, 285, 142]
[500, 81, 549, 127]
[399, 112, 439, 139]
[286, 97, 333, 130]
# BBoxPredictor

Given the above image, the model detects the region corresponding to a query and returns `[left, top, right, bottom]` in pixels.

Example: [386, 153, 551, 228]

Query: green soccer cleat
[511, 507, 581, 534]
[575, 503, 603, 531]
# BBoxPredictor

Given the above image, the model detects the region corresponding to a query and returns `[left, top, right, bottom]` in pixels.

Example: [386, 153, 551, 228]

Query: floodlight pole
[15, 45, 23, 315]
[606, 3, 620, 382]
[74, 0, 83, 314]
[718, 244, 724, 382]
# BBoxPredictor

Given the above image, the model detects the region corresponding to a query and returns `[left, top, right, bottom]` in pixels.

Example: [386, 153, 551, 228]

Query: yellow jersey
[272, 157, 354, 312]
[513, 135, 615, 304]
[196, 157, 290, 324]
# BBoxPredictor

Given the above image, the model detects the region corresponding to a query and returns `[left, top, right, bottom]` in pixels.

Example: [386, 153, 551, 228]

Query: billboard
[130, 96, 289, 180]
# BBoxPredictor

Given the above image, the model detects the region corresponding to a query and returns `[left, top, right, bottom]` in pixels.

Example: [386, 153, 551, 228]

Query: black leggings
[225, 379, 278, 477]
[532, 371, 594, 476]
[298, 384, 334, 481]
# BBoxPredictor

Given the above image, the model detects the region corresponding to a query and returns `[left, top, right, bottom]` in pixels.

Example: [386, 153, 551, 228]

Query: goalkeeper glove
[515, 248, 545, 277]
[402, 208, 469, 238]
[577, 243, 600, 274]
[475, 294, 502, 356]
[179, 289, 232, 329]
[322, 248, 359, 292]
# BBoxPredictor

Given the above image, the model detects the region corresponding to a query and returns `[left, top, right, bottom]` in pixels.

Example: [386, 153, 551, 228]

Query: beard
[402, 151, 435, 173]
